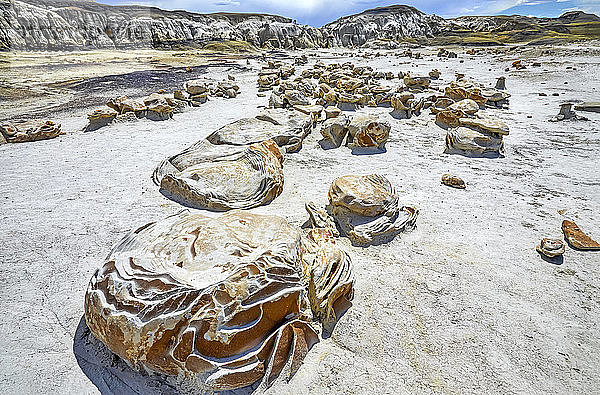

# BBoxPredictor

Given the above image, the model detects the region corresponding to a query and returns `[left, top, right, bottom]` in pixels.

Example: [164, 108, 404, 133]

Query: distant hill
[1, 1, 599, 50]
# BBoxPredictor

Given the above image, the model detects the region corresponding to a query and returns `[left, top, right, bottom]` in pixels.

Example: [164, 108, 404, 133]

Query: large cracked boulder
[156, 139, 284, 211]
[0, 120, 62, 143]
[85, 209, 354, 391]
[327, 174, 418, 245]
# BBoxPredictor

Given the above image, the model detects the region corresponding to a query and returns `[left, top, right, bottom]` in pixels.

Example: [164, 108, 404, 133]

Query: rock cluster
[258, 61, 296, 91]
[266, 60, 431, 117]
[86, 78, 241, 131]
[0, 120, 62, 144]
[320, 114, 390, 150]
[85, 209, 354, 391]
[437, 48, 457, 58]
[433, 76, 511, 157]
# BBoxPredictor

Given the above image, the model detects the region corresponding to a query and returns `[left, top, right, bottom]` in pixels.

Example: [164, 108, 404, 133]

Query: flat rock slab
[157, 140, 284, 211]
[562, 220, 600, 250]
[207, 111, 311, 152]
[574, 102, 600, 113]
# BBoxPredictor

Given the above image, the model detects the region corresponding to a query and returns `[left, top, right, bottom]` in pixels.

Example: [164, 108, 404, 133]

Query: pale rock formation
[449, 99, 480, 115]
[85, 208, 353, 391]
[325, 107, 342, 119]
[327, 174, 418, 245]
[459, 116, 510, 135]
[107, 96, 146, 114]
[1, 0, 328, 50]
[549, 103, 589, 122]
[207, 111, 311, 153]
[144, 93, 174, 120]
[320, 115, 350, 147]
[445, 127, 504, 157]
[323, 5, 449, 47]
[159, 140, 284, 211]
[536, 238, 566, 258]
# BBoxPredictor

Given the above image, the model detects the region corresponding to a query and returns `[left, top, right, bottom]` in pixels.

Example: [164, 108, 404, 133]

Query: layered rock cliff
[323, 5, 450, 47]
[1, 0, 599, 51]
[0, 0, 328, 50]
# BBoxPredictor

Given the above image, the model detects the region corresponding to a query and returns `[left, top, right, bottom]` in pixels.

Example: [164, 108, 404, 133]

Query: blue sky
[101, 0, 600, 26]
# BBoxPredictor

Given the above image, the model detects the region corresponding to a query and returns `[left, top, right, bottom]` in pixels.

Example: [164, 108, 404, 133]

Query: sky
[100, 0, 600, 26]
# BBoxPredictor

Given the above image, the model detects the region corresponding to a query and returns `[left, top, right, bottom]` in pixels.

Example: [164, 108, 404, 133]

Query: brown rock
[347, 115, 390, 149]
[85, 209, 350, 391]
[0, 120, 62, 143]
[562, 220, 600, 250]
[441, 174, 466, 189]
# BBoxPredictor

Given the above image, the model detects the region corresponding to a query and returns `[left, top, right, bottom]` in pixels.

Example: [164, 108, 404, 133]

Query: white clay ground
[0, 45, 599, 394]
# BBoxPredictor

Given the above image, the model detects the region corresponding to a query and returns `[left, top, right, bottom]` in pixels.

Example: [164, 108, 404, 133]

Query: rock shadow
[389, 109, 409, 120]
[538, 252, 564, 265]
[350, 146, 387, 156]
[73, 316, 258, 395]
[318, 138, 341, 150]
[322, 297, 353, 339]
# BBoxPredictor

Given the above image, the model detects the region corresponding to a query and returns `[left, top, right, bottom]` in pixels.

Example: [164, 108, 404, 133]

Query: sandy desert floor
[0, 44, 599, 394]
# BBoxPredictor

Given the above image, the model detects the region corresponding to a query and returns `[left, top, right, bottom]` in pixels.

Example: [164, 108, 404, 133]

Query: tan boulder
[159, 140, 284, 211]
[325, 107, 342, 119]
[86, 108, 118, 131]
[328, 174, 418, 245]
[449, 99, 479, 115]
[320, 115, 350, 147]
[459, 116, 509, 136]
[0, 120, 62, 143]
[347, 115, 390, 149]
[436, 109, 465, 128]
[208, 111, 312, 152]
[184, 79, 209, 95]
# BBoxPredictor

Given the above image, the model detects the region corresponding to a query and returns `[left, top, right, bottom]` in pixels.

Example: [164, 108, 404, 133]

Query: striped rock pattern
[328, 174, 418, 245]
[155, 139, 284, 211]
[85, 209, 354, 391]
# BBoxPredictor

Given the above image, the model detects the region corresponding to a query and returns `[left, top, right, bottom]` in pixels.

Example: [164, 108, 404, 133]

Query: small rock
[536, 238, 565, 258]
[441, 174, 466, 189]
